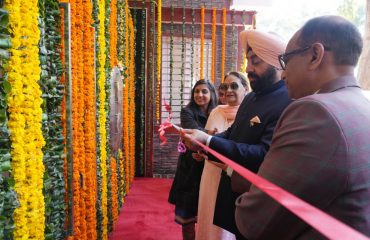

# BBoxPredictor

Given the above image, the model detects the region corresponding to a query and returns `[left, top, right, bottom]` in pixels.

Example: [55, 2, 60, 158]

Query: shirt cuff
[206, 136, 212, 147]
[226, 166, 233, 177]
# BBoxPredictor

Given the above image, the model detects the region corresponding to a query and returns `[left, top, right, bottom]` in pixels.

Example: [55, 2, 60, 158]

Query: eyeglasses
[278, 45, 331, 70]
[278, 46, 311, 70]
[219, 82, 239, 91]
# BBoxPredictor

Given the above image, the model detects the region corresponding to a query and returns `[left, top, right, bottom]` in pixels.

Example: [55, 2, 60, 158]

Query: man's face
[246, 50, 277, 93]
[218, 88, 227, 105]
[283, 31, 313, 99]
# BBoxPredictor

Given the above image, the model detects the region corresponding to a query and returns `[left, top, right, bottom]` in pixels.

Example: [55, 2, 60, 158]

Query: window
[161, 36, 212, 124]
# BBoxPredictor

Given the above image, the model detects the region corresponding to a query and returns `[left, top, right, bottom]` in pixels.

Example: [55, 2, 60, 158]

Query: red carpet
[110, 178, 181, 240]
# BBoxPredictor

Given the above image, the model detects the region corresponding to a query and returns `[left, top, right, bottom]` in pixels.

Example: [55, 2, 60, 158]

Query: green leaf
[0, 38, 11, 48]
[40, 45, 47, 54]
[0, 9, 9, 29]
[6, 177, 15, 187]
[0, 152, 10, 162]
[0, 160, 10, 171]
[0, 49, 9, 59]
[2, 80, 10, 93]
[0, 109, 6, 123]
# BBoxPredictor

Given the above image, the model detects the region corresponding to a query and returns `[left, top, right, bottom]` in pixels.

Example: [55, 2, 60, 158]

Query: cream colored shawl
[205, 105, 239, 133]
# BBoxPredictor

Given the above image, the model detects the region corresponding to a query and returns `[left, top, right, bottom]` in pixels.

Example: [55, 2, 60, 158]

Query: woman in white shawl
[196, 72, 250, 240]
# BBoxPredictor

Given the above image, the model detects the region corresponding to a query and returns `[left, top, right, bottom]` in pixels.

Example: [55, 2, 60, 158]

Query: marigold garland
[0, 4, 18, 240]
[240, 10, 249, 73]
[230, 9, 236, 71]
[190, 7, 195, 88]
[252, 13, 257, 29]
[97, 0, 109, 238]
[70, 0, 88, 238]
[221, 8, 226, 82]
[83, 1, 97, 239]
[110, 157, 119, 225]
[155, 0, 162, 121]
[110, 0, 118, 67]
[211, 8, 216, 83]
[123, 1, 131, 195]
[117, 0, 127, 201]
[200, 6, 204, 79]
[4, 0, 45, 238]
[70, 0, 81, 238]
[92, 0, 105, 237]
[240, 57, 247, 73]
[118, 149, 124, 203]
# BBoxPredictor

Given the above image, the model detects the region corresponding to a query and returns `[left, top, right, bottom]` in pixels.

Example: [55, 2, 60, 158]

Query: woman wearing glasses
[196, 72, 250, 240]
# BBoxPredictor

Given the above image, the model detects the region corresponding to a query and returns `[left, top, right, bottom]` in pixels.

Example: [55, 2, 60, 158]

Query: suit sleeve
[208, 119, 276, 172]
[180, 107, 205, 131]
[235, 99, 347, 240]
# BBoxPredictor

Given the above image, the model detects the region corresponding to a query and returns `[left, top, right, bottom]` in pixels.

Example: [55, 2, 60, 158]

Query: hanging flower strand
[200, 5, 204, 79]
[156, 0, 162, 122]
[191, 6, 195, 88]
[97, 0, 108, 237]
[211, 7, 216, 83]
[253, 13, 257, 29]
[4, 0, 46, 238]
[221, 8, 226, 82]
[180, 4, 185, 106]
[230, 9, 236, 71]
[169, 5, 174, 106]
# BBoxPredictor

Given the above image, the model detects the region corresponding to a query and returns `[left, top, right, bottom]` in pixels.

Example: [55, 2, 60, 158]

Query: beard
[248, 66, 277, 93]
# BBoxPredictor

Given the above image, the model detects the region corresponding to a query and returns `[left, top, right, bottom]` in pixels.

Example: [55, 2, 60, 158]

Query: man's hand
[180, 129, 210, 151]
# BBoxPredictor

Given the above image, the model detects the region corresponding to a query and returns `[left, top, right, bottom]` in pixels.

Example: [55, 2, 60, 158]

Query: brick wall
[153, 133, 179, 178]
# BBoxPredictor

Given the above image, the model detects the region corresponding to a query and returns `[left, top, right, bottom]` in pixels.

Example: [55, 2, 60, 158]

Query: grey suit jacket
[235, 76, 370, 239]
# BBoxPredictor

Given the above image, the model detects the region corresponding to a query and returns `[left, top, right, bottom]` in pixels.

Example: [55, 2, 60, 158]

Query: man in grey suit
[235, 16, 370, 239]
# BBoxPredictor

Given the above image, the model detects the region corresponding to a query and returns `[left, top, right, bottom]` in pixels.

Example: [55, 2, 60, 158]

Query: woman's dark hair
[188, 79, 217, 115]
[224, 71, 250, 92]
[298, 15, 363, 66]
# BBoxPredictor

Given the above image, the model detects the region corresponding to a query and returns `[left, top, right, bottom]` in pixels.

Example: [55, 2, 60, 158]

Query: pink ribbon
[158, 120, 172, 145]
[158, 99, 187, 153]
[158, 99, 174, 145]
[192, 138, 370, 240]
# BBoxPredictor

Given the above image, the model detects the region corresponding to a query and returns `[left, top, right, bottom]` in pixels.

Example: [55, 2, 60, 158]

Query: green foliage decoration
[92, 0, 104, 238]
[116, 0, 126, 207]
[169, 5, 173, 106]
[38, 0, 66, 239]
